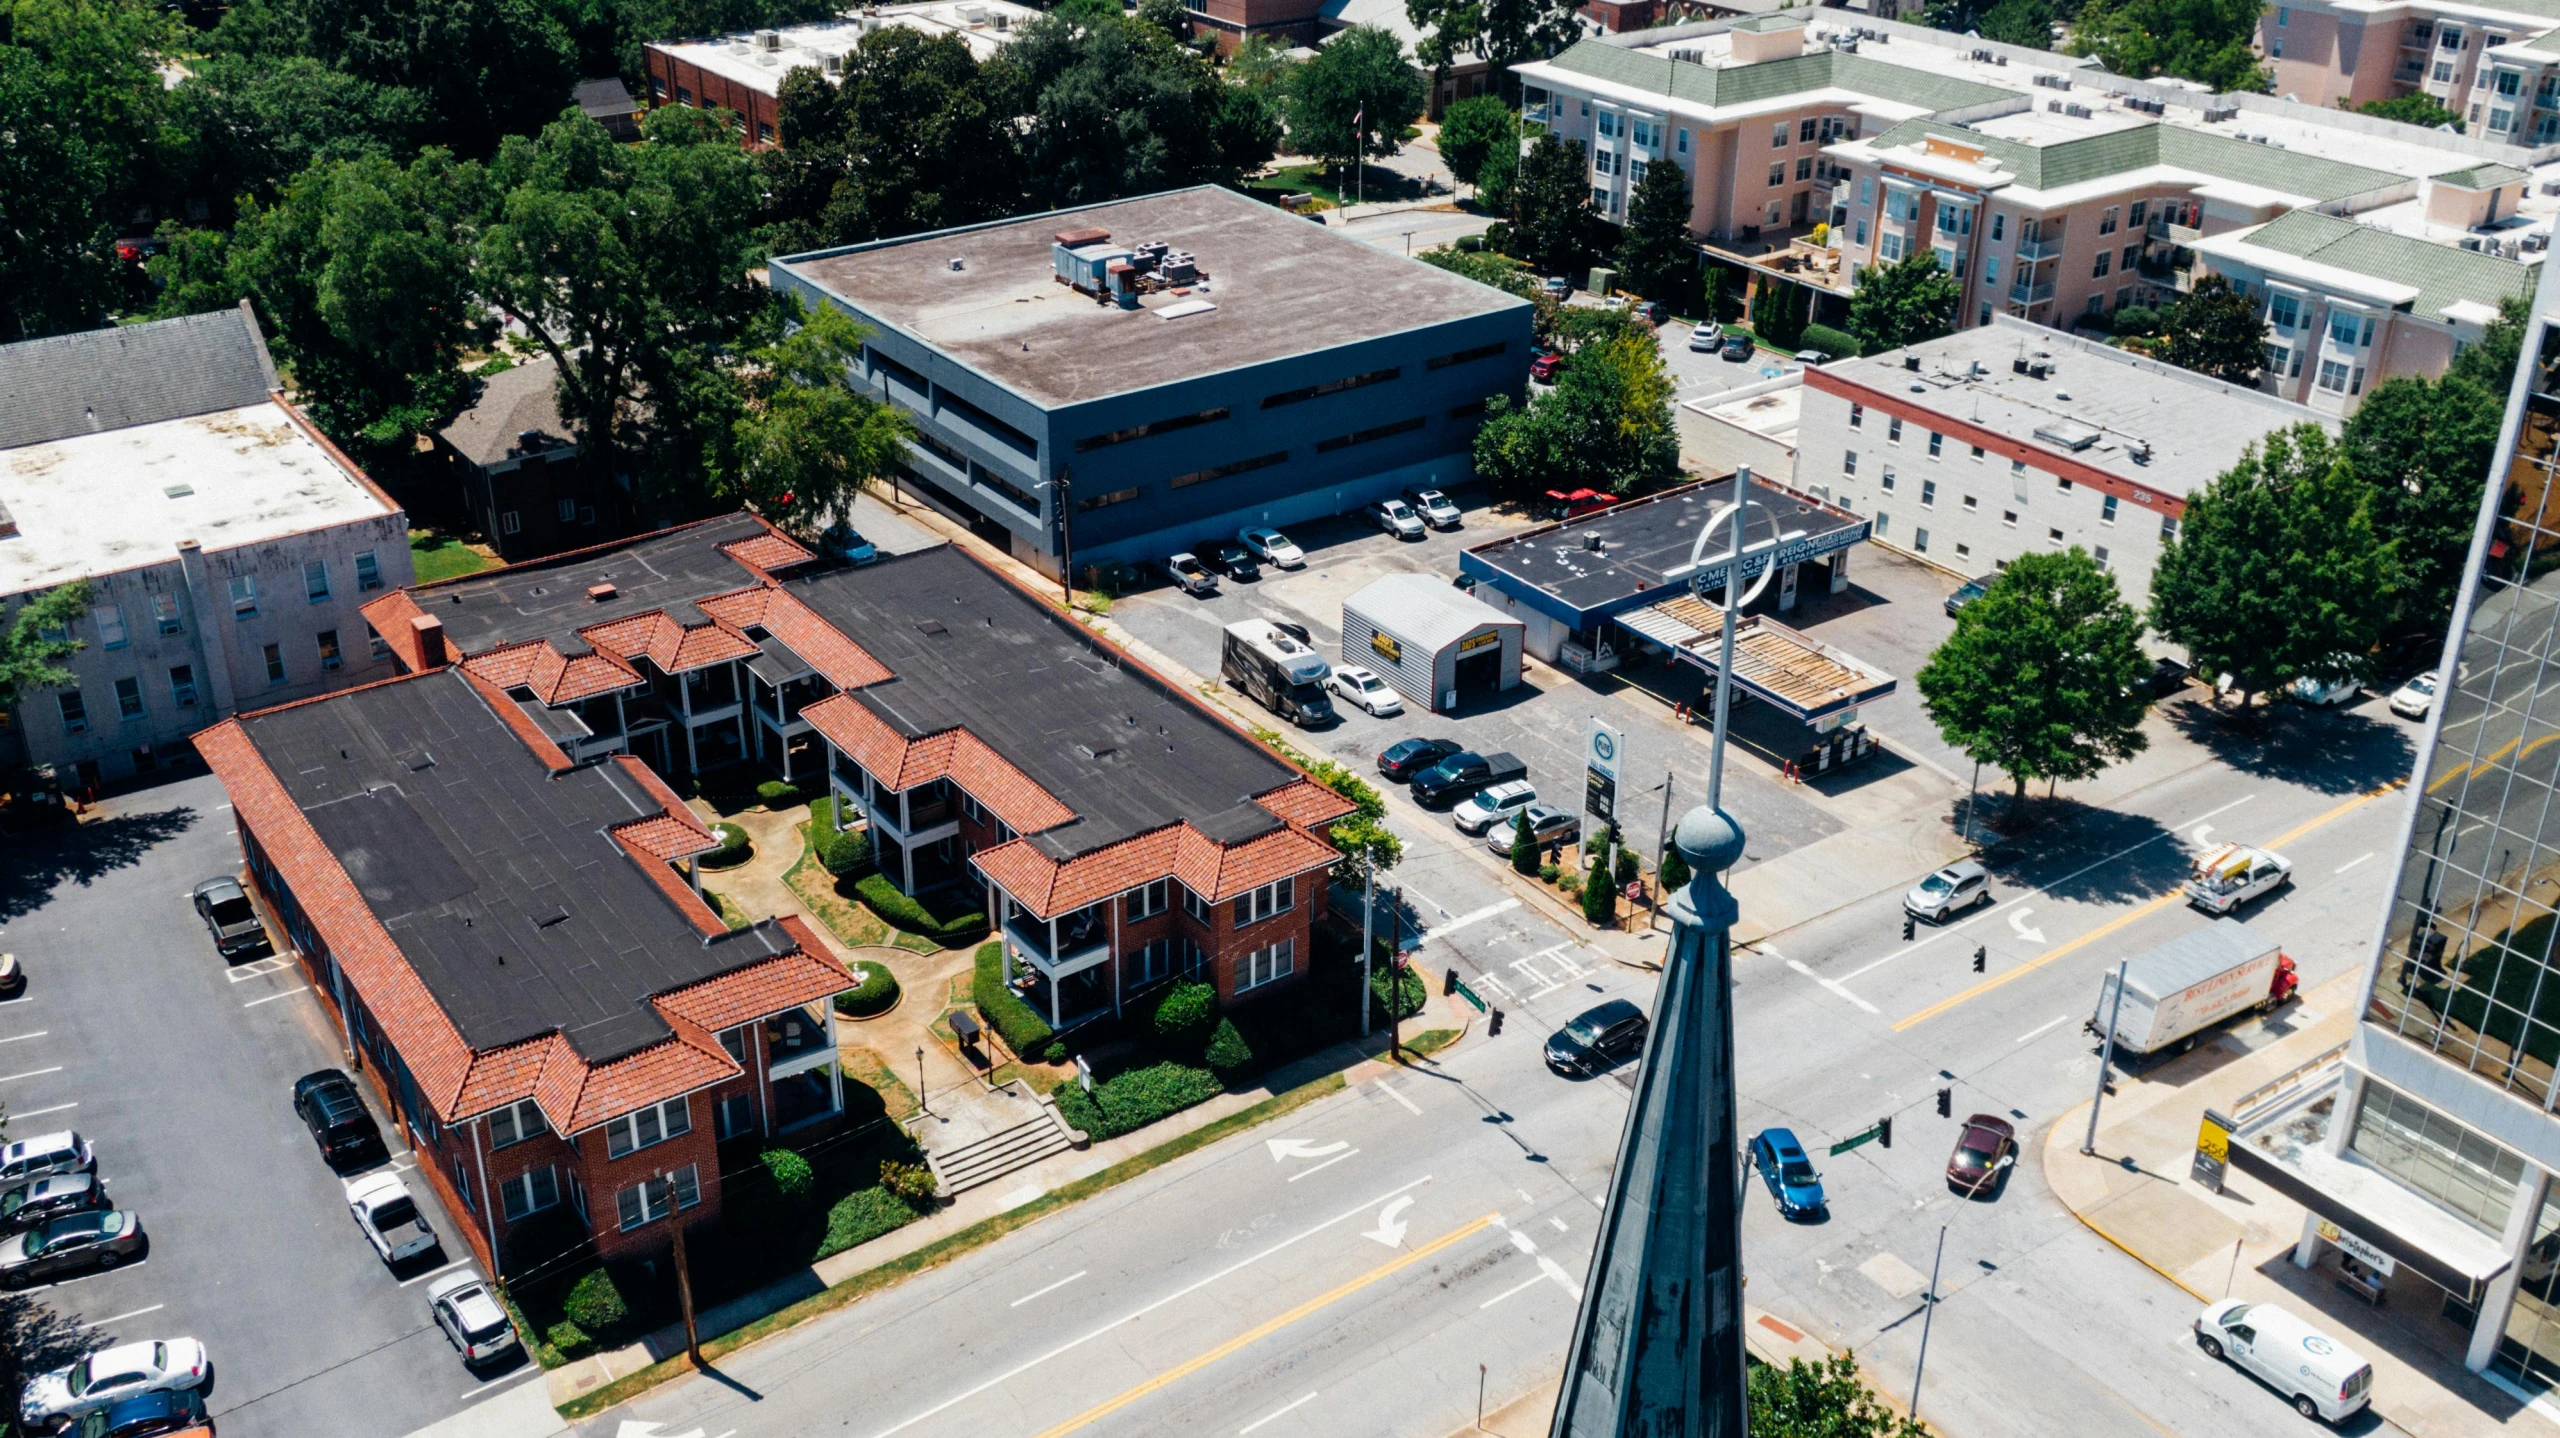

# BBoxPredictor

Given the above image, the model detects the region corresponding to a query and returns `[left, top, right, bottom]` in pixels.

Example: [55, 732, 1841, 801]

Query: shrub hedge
[761, 1147, 815, 1210]
[856, 872, 987, 943]
[563, 1266, 629, 1332]
[1371, 964, 1428, 1020]
[756, 779, 807, 807]
[818, 1187, 921, 1260]
[972, 941, 1054, 1057]
[1799, 322, 1862, 359]
[1151, 979, 1215, 1036]
[1054, 1061, 1224, 1141]
[808, 799, 873, 877]
[1203, 1017, 1253, 1077]
[698, 822, 752, 871]
[833, 962, 900, 1018]
[546, 1320, 591, 1357]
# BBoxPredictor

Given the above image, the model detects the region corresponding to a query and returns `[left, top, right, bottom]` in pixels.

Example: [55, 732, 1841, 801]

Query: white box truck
[2087, 919, 2299, 1056]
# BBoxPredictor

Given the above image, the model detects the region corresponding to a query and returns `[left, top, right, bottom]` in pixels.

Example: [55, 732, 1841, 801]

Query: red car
[1543, 488, 1616, 521]
[1947, 1114, 2017, 1197]
[1529, 352, 1565, 383]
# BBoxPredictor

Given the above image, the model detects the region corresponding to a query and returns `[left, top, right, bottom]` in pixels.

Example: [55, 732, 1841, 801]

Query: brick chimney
[411, 614, 448, 669]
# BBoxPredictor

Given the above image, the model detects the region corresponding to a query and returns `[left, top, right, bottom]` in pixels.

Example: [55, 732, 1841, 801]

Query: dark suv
[0, 1173, 104, 1235]
[1411, 750, 1527, 808]
[293, 1069, 383, 1166]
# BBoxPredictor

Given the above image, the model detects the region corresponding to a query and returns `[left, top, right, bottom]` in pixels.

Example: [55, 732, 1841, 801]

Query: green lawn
[1248, 162, 1434, 209]
[410, 533, 494, 583]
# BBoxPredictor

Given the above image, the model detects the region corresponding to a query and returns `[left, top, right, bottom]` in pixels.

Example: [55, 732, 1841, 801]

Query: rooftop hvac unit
[1671, 47, 1702, 61]
[1970, 47, 1991, 60]
[2027, 359, 2050, 379]
[2460, 235, 2486, 251]
[2529, 230, 2551, 252]
[994, 11, 1008, 27]
[1904, 353, 1922, 370]
[959, 2, 987, 18]
[2047, 98, 2063, 112]
[823, 51, 844, 73]
[2203, 104, 2237, 122]
[755, 27, 781, 48]
[1160, 250, 1199, 282]
[2544, 179, 2560, 196]
[1994, 53, 2008, 64]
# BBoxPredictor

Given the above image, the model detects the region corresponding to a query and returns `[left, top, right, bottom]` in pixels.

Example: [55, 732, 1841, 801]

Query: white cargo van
[2193, 1299, 2373, 1423]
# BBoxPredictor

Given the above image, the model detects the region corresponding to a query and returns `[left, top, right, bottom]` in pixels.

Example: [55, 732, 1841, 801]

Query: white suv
[1452, 780, 1537, 835]
[1367, 500, 1426, 539]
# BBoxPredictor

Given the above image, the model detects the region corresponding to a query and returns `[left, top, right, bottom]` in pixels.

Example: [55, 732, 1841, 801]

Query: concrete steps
[919, 1088, 1077, 1195]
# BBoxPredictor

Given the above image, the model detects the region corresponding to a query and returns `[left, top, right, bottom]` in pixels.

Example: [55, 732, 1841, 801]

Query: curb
[2046, 1097, 2216, 1303]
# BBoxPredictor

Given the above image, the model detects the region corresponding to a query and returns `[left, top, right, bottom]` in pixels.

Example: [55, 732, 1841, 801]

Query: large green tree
[1977, 0, 2057, 46]
[166, 55, 432, 219]
[729, 302, 914, 533]
[1917, 548, 2152, 807]
[1506, 131, 1602, 279]
[1614, 157, 1696, 310]
[1844, 250, 1961, 355]
[2066, 0, 2269, 92]
[1405, 0, 1578, 94]
[1434, 95, 1516, 194]
[1472, 327, 1676, 500]
[2341, 295, 2526, 646]
[1283, 25, 1427, 178]
[1749, 1354, 1928, 1438]
[2150, 425, 2396, 720]
[2357, 93, 2461, 130]
[0, 582, 91, 713]
[994, 10, 1277, 209]
[207, 0, 579, 160]
[476, 105, 769, 515]
[758, 31, 1021, 254]
[2155, 273, 2266, 385]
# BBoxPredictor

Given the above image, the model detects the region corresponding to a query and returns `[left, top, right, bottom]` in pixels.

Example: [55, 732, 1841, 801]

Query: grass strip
[1398, 1028, 1461, 1061]
[556, 1072, 1348, 1421]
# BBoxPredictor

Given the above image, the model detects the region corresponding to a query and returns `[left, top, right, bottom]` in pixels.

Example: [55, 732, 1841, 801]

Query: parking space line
[242, 986, 309, 1008]
[459, 1367, 547, 1403]
[0, 1066, 62, 1083]
[398, 1256, 474, 1288]
[83, 1304, 164, 1330]
[0, 1030, 47, 1045]
[13, 1103, 75, 1119]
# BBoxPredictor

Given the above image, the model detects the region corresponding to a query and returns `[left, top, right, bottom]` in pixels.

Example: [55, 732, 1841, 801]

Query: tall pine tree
[1615, 158, 1697, 310]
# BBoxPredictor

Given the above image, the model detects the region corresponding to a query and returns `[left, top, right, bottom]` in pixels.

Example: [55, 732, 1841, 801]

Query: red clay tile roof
[696, 586, 893, 689]
[721, 530, 817, 577]
[455, 665, 575, 772]
[973, 820, 1340, 921]
[614, 827, 733, 938]
[800, 695, 1077, 835]
[615, 814, 723, 863]
[655, 950, 851, 1033]
[551, 1016, 742, 1134]
[360, 591, 434, 671]
[1254, 779, 1360, 830]
[581, 606, 760, 676]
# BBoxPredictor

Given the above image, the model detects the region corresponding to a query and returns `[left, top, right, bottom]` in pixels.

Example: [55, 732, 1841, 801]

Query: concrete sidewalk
[2041, 971, 2544, 1434]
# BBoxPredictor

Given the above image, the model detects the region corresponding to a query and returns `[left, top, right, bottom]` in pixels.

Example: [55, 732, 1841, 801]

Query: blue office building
[768, 186, 1533, 576]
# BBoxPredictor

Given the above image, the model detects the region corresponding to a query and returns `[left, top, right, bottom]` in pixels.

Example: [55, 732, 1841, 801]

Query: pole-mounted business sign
[1585, 719, 1623, 824]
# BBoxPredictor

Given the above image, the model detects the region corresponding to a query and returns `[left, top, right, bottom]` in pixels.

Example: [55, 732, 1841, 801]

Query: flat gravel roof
[773, 186, 1529, 409]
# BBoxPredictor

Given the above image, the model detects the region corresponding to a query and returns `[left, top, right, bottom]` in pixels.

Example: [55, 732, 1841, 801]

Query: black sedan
[293, 1069, 384, 1166]
[0, 1173, 104, 1236]
[1195, 540, 1261, 581]
[1545, 999, 1649, 1075]
[1377, 737, 1464, 783]
[190, 876, 266, 958]
[1720, 334, 1756, 362]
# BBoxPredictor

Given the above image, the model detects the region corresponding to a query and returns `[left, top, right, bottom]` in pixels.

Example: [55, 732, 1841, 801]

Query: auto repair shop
[1340, 572, 1524, 713]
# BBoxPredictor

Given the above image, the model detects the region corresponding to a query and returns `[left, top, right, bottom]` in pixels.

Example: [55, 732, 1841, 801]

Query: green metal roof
[2231, 208, 2535, 317]
[1862, 116, 2403, 201]
[2432, 162, 2529, 189]
[1535, 37, 2013, 115]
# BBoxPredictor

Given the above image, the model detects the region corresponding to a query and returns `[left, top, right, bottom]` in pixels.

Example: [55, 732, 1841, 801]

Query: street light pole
[1360, 853, 1377, 1038]
[916, 1045, 929, 1117]
[1054, 471, 1074, 608]
[1910, 1223, 1947, 1424]
[2082, 959, 2129, 1156]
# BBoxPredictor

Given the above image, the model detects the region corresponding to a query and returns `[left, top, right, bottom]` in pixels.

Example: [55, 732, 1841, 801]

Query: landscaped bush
[856, 872, 987, 943]
[545, 1320, 591, 1358]
[756, 779, 808, 807]
[834, 962, 900, 1018]
[808, 799, 873, 877]
[1799, 322, 1862, 359]
[1152, 979, 1215, 1036]
[760, 1147, 815, 1210]
[1616, 847, 1641, 886]
[1203, 1017, 1253, 1077]
[1539, 861, 1561, 884]
[1371, 964, 1427, 1020]
[1041, 1038, 1068, 1064]
[698, 821, 752, 871]
[879, 1159, 939, 1207]
[1054, 1061, 1224, 1140]
[972, 941, 1054, 1057]
[563, 1266, 629, 1332]
[1659, 844, 1692, 892]
[818, 1187, 921, 1259]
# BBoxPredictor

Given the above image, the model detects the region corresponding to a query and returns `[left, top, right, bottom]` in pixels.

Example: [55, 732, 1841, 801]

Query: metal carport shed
[1340, 573, 1523, 713]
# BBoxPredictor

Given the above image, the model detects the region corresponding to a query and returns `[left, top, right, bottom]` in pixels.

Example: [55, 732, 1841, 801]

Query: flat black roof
[784, 546, 1294, 860]
[240, 670, 793, 1062]
[1461, 475, 1868, 623]
[413, 513, 772, 654]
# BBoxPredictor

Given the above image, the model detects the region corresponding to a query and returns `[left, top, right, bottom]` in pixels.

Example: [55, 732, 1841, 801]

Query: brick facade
[642, 48, 782, 147]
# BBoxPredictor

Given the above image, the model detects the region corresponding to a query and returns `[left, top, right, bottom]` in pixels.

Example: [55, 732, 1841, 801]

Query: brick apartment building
[199, 670, 855, 1279]
[643, 4, 1040, 148]
[350, 512, 1355, 1030]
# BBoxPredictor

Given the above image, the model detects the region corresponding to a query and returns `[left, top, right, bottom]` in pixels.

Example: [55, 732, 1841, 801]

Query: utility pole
[1962, 760, 1981, 845]
[1360, 853, 1377, 1038]
[672, 1211, 703, 1368]
[1910, 1223, 1947, 1424]
[2083, 958, 2129, 1156]
[1054, 471, 1074, 608]
[1390, 889, 1405, 1058]
[1650, 766, 1676, 928]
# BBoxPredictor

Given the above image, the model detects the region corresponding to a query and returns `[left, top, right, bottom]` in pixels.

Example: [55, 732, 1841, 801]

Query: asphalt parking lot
[0, 770, 531, 1438]
[1107, 487, 1971, 868]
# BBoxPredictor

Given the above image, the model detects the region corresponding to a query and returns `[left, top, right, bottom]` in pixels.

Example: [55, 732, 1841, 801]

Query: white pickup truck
[2183, 842, 2292, 914]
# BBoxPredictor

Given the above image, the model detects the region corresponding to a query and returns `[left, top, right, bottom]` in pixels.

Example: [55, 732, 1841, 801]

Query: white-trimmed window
[1848, 403, 1863, 429]
[488, 1099, 550, 1149]
[2100, 495, 2118, 524]
[93, 605, 126, 649]
[1233, 876, 1294, 927]
[1128, 879, 1169, 920]
[614, 1164, 701, 1231]
[1843, 450, 1858, 477]
[502, 511, 522, 535]
[1887, 416, 1903, 443]
[501, 1165, 561, 1221]
[1182, 885, 1212, 923]
[1237, 938, 1296, 994]
[1132, 938, 1174, 986]
[1927, 431, 1943, 458]
[305, 559, 330, 603]
[605, 1096, 691, 1159]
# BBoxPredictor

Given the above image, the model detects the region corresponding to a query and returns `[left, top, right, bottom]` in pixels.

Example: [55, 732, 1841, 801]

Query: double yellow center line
[1030, 1213, 1503, 1438]
[1890, 778, 2407, 1032]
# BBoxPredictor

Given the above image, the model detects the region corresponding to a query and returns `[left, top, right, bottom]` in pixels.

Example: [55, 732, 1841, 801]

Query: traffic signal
[1902, 913, 1916, 942]
[1972, 945, 1987, 973]
[1936, 1087, 1953, 1118]
[1444, 968, 1459, 996]
[1489, 1008, 1506, 1037]
[1878, 1116, 1893, 1149]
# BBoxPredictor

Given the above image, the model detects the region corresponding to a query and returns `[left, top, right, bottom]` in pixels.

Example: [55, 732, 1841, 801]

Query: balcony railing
[2016, 236, 2064, 261]
[2009, 279, 2056, 305]
[2145, 217, 2203, 244]
[1002, 913, 1110, 980]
